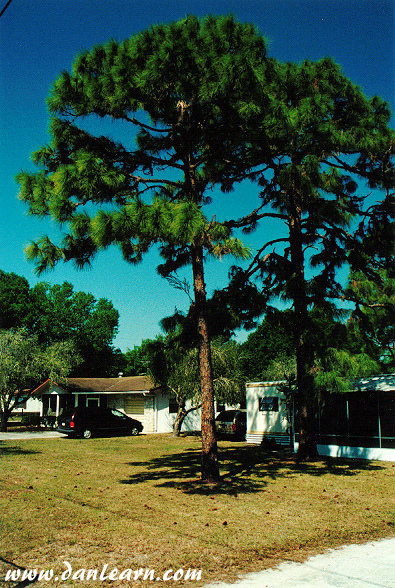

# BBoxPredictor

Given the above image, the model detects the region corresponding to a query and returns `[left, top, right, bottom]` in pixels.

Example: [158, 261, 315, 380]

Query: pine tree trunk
[191, 244, 220, 482]
[289, 195, 319, 461]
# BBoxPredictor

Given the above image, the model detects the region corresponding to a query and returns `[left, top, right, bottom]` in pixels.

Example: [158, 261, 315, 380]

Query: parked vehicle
[215, 409, 246, 440]
[57, 407, 143, 439]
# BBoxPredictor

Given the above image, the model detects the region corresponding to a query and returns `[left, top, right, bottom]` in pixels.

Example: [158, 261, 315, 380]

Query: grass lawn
[1, 433, 395, 587]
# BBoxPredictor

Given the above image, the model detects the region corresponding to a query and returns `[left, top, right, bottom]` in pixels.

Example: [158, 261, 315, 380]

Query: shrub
[20, 414, 42, 428]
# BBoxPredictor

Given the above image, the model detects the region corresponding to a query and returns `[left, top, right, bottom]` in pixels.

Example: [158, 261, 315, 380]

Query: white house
[246, 374, 395, 462]
[30, 376, 203, 434]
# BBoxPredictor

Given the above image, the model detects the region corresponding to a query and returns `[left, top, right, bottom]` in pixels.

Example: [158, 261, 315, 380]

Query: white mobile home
[246, 381, 292, 446]
[246, 375, 395, 462]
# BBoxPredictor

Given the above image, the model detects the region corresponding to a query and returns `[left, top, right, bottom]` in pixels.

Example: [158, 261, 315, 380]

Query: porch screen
[125, 396, 145, 415]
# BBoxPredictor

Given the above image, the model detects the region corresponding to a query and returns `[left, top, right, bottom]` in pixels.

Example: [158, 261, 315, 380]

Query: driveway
[203, 537, 395, 588]
[0, 431, 65, 440]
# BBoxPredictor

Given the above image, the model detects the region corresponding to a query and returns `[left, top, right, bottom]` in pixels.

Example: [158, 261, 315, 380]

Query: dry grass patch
[1, 434, 395, 587]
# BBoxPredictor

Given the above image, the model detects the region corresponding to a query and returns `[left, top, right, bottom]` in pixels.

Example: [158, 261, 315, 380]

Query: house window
[169, 398, 179, 414]
[259, 397, 279, 412]
[87, 397, 100, 408]
[125, 396, 145, 415]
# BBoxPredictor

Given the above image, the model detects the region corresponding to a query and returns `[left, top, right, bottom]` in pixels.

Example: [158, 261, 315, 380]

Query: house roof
[32, 375, 158, 396]
[353, 374, 395, 393]
[66, 376, 156, 392]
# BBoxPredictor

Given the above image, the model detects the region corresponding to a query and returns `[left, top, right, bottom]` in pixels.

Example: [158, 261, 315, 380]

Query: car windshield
[111, 409, 128, 419]
[216, 411, 237, 422]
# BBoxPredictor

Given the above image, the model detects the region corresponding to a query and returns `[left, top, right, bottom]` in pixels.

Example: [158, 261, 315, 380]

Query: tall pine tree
[226, 58, 394, 458]
[17, 15, 274, 481]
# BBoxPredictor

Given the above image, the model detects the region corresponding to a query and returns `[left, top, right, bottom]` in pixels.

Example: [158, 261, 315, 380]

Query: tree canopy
[27, 281, 120, 376]
[0, 270, 31, 330]
[0, 271, 121, 376]
[0, 328, 80, 431]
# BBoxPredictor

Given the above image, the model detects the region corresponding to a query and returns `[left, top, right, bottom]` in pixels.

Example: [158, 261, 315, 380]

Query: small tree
[150, 341, 201, 437]
[148, 337, 246, 436]
[17, 15, 273, 481]
[0, 329, 80, 431]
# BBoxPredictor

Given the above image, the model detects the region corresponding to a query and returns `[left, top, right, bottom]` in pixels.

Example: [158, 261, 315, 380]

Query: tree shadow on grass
[0, 445, 41, 457]
[120, 443, 385, 495]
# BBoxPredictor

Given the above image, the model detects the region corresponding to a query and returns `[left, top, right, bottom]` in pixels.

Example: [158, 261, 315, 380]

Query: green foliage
[20, 414, 42, 428]
[236, 56, 394, 309]
[0, 272, 121, 376]
[123, 337, 162, 376]
[211, 340, 247, 405]
[16, 15, 270, 276]
[346, 269, 395, 370]
[0, 270, 30, 329]
[145, 335, 246, 406]
[315, 348, 379, 395]
[241, 310, 296, 380]
[0, 328, 80, 430]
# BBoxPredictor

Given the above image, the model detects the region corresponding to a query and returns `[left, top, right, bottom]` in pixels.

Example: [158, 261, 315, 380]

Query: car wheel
[130, 427, 140, 436]
[82, 429, 92, 439]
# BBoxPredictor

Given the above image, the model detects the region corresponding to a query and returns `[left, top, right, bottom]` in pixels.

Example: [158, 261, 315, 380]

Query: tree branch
[225, 207, 288, 230]
[123, 115, 172, 134]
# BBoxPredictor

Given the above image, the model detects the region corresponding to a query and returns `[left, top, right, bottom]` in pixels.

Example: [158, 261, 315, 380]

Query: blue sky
[0, 0, 394, 353]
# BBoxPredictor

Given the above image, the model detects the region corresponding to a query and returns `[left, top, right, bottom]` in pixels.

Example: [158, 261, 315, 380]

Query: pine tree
[226, 58, 395, 459]
[16, 15, 273, 481]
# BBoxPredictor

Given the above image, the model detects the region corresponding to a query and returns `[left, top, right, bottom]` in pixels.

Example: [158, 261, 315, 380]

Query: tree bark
[289, 194, 319, 461]
[191, 244, 220, 482]
[0, 409, 10, 432]
[172, 398, 202, 437]
[173, 394, 187, 437]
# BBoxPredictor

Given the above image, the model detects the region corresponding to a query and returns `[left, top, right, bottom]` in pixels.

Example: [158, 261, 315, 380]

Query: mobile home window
[259, 397, 279, 412]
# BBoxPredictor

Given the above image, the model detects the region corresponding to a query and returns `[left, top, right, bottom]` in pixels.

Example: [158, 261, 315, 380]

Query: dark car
[57, 407, 143, 439]
[215, 409, 246, 440]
